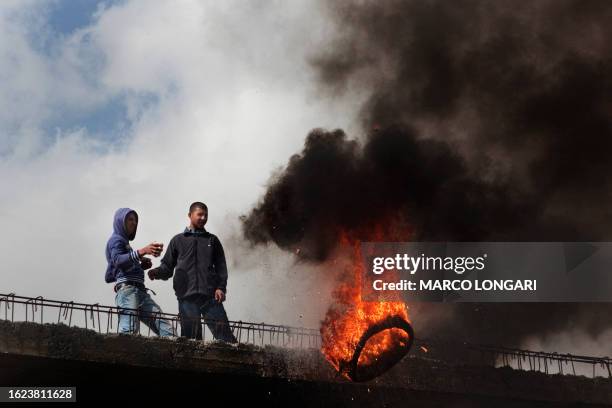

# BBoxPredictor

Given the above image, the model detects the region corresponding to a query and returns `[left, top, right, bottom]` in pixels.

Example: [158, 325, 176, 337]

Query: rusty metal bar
[0, 292, 320, 350]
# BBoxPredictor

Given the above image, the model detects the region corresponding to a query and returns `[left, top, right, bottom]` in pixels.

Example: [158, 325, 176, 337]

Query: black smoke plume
[242, 126, 532, 261]
[241, 0, 612, 345]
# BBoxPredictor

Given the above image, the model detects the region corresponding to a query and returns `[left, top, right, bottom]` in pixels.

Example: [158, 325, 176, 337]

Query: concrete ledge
[1, 320, 611, 406]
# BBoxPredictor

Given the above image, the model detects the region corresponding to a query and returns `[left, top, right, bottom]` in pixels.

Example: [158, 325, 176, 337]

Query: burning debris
[239, 124, 522, 378]
[320, 235, 414, 381]
[343, 315, 413, 382]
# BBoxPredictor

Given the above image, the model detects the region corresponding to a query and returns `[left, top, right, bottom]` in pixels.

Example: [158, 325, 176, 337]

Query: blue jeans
[178, 294, 237, 343]
[115, 284, 175, 337]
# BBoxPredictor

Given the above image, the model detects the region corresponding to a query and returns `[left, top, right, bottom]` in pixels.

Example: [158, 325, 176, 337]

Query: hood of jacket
[113, 207, 138, 241]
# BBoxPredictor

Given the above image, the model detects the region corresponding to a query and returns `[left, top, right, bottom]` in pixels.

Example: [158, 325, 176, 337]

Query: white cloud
[0, 0, 366, 328]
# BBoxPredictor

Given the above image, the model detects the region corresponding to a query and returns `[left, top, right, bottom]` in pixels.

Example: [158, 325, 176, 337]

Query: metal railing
[0, 293, 321, 349]
[2, 292, 610, 378]
[470, 344, 612, 378]
[413, 337, 612, 379]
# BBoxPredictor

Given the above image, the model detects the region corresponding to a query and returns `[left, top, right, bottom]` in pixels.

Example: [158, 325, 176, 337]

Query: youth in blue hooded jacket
[105, 208, 144, 284]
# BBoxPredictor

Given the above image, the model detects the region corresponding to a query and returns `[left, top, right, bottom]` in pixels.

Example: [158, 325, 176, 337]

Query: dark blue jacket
[104, 208, 144, 284]
[151, 228, 228, 299]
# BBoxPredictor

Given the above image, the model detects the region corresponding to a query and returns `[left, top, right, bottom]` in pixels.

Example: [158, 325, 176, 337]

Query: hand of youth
[139, 242, 163, 257]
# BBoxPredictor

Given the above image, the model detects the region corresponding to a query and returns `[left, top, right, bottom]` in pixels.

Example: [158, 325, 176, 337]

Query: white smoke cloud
[521, 329, 612, 377]
[0, 0, 365, 328]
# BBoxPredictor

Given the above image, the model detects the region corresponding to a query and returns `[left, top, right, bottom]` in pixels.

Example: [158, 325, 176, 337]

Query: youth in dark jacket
[148, 202, 237, 342]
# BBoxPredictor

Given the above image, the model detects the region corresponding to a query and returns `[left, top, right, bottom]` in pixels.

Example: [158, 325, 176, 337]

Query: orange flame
[320, 231, 410, 379]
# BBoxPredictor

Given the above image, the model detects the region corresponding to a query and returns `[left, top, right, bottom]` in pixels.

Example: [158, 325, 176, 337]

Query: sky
[0, 0, 365, 329]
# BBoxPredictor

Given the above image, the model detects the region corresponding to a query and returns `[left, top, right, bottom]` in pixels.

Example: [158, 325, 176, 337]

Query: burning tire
[341, 315, 414, 382]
